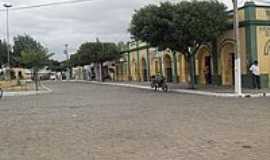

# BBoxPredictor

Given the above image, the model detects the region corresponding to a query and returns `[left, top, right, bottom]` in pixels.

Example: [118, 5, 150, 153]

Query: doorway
[164, 55, 173, 82]
[204, 56, 212, 84]
[141, 58, 148, 81]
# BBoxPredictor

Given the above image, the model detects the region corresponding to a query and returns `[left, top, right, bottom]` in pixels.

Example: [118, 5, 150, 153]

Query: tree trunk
[188, 54, 196, 89]
[100, 62, 103, 82]
[34, 70, 39, 91]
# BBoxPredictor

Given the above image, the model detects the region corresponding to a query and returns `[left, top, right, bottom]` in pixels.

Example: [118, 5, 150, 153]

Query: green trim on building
[260, 74, 270, 88]
[126, 42, 131, 80]
[245, 2, 258, 63]
[242, 74, 253, 88]
[212, 40, 219, 85]
[146, 47, 151, 81]
[127, 51, 131, 80]
[243, 2, 258, 88]
[242, 74, 270, 88]
[225, 20, 270, 30]
[227, 2, 270, 14]
[241, 20, 270, 26]
[122, 45, 150, 53]
[136, 42, 141, 81]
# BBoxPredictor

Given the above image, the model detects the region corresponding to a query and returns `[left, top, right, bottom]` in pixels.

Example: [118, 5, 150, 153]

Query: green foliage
[20, 49, 53, 91]
[117, 41, 129, 52]
[72, 40, 120, 66]
[129, 2, 176, 51]
[0, 40, 8, 67]
[20, 50, 53, 70]
[129, 0, 227, 52]
[13, 34, 48, 65]
[47, 59, 66, 72]
[129, 0, 227, 88]
[70, 53, 82, 67]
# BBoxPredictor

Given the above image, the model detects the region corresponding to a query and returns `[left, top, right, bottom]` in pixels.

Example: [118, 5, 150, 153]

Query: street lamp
[3, 3, 12, 80]
[232, 0, 242, 95]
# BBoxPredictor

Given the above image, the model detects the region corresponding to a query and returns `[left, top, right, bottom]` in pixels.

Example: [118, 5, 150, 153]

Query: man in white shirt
[249, 60, 261, 89]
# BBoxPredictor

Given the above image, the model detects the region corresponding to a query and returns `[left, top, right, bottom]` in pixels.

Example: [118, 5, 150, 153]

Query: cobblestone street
[0, 81, 270, 160]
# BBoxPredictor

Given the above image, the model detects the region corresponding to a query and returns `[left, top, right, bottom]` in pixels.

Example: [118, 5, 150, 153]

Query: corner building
[117, 2, 270, 88]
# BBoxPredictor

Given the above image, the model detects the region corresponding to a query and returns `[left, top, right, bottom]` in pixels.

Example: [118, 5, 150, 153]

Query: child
[249, 60, 261, 89]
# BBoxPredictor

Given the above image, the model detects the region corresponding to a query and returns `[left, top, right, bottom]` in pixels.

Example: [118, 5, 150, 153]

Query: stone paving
[112, 81, 270, 94]
[0, 81, 270, 160]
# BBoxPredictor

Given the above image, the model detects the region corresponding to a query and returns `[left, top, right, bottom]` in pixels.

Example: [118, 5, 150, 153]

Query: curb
[67, 80, 270, 98]
[3, 84, 52, 97]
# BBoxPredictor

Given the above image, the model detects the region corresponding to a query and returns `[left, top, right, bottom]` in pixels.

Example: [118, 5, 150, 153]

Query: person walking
[249, 60, 261, 89]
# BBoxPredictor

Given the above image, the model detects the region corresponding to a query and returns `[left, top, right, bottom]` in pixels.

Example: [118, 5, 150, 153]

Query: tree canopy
[20, 49, 53, 90]
[72, 40, 120, 66]
[13, 34, 48, 65]
[20, 50, 53, 70]
[129, 0, 227, 88]
[17, 35, 53, 90]
[129, 0, 227, 52]
[46, 59, 66, 72]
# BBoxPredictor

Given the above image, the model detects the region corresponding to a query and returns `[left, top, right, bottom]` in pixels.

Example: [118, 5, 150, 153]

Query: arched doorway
[151, 58, 161, 76]
[154, 60, 159, 75]
[164, 54, 173, 82]
[197, 47, 212, 85]
[141, 58, 148, 81]
[221, 43, 235, 86]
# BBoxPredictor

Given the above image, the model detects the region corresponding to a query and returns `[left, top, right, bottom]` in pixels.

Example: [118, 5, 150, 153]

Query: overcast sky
[0, 0, 264, 60]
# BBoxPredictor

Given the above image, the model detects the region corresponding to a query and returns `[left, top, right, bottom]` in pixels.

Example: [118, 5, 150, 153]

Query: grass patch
[0, 80, 33, 92]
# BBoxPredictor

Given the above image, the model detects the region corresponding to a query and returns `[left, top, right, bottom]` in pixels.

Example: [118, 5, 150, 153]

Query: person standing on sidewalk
[249, 60, 261, 89]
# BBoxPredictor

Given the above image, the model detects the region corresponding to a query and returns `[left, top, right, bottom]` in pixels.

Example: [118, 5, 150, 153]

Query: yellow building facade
[117, 2, 270, 88]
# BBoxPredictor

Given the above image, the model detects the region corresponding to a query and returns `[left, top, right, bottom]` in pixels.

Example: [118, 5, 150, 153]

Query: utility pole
[64, 44, 71, 80]
[232, 0, 242, 95]
[64, 44, 69, 60]
[3, 3, 12, 80]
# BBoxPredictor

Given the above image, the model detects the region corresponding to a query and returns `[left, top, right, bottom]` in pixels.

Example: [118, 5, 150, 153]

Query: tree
[20, 49, 53, 91]
[47, 59, 66, 72]
[117, 41, 129, 51]
[13, 34, 47, 65]
[129, 0, 227, 88]
[75, 40, 120, 80]
[76, 40, 120, 64]
[70, 53, 82, 67]
[0, 40, 8, 67]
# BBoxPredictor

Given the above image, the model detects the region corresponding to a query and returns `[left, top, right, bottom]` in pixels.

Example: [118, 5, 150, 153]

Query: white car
[50, 74, 56, 80]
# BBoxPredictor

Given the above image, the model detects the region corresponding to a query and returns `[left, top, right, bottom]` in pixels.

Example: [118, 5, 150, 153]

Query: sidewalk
[73, 80, 270, 98]
[2, 84, 52, 97]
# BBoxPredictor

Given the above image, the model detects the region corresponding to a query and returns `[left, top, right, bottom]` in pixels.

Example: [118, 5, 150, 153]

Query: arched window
[264, 40, 270, 56]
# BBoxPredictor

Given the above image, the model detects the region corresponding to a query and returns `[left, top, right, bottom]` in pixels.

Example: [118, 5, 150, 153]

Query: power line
[0, 0, 98, 12]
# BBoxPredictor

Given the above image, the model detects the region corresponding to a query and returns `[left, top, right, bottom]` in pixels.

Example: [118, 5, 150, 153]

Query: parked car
[50, 74, 56, 80]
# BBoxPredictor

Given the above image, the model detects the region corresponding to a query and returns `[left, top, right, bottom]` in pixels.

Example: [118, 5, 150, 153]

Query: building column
[136, 42, 141, 81]
[244, 1, 259, 88]
[173, 51, 178, 83]
[127, 51, 131, 81]
[146, 47, 151, 81]
[211, 40, 221, 85]
[161, 52, 165, 77]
